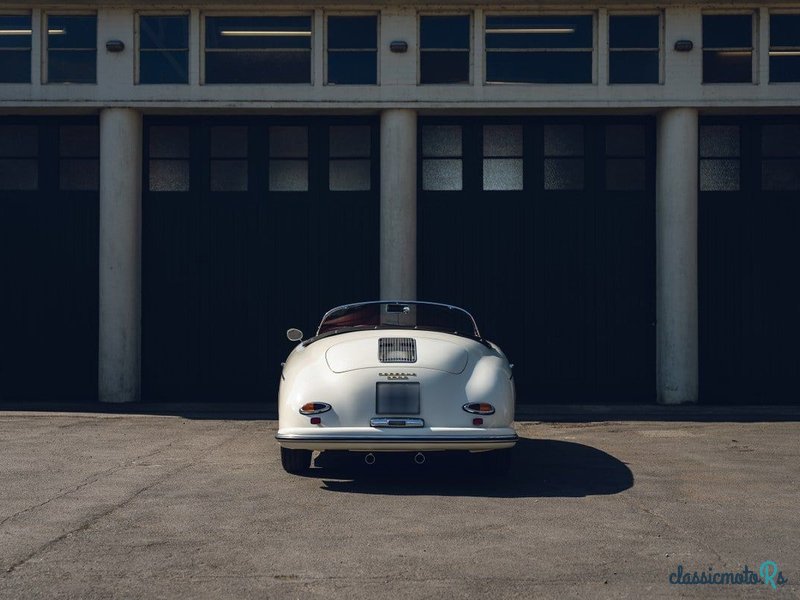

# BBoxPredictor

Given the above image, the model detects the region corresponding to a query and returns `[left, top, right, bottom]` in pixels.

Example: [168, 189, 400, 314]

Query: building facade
[0, 1, 798, 406]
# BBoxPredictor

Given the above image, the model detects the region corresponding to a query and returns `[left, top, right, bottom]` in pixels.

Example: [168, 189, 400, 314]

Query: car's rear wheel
[281, 447, 312, 474]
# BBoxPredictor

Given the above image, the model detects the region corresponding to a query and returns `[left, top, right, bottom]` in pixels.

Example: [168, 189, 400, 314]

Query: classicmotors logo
[669, 561, 789, 590]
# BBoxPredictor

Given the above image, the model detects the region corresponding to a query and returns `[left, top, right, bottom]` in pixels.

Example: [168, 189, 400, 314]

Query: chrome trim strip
[275, 434, 519, 443]
[370, 417, 425, 428]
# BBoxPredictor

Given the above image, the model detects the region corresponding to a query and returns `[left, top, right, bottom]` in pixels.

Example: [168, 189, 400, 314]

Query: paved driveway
[0, 413, 797, 599]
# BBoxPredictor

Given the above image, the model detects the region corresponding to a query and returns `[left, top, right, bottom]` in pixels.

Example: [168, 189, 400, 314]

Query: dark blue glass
[48, 50, 96, 83]
[420, 51, 469, 84]
[486, 15, 593, 49]
[327, 52, 376, 84]
[770, 15, 800, 47]
[610, 51, 659, 84]
[205, 16, 311, 50]
[328, 16, 376, 49]
[0, 15, 31, 49]
[487, 51, 592, 83]
[0, 50, 31, 83]
[770, 56, 800, 83]
[47, 15, 96, 49]
[140, 16, 188, 50]
[609, 15, 659, 49]
[140, 51, 188, 84]
[205, 51, 311, 83]
[703, 51, 751, 83]
[703, 14, 752, 48]
[420, 15, 469, 49]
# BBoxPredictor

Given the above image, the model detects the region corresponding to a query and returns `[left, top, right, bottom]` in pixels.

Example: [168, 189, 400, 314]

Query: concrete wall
[1, 5, 799, 112]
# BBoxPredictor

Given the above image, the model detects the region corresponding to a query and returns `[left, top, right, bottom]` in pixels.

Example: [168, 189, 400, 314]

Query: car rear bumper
[275, 427, 518, 452]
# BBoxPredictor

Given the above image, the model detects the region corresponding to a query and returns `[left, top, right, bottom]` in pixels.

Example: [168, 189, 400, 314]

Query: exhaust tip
[364, 453, 376, 465]
[413, 452, 426, 465]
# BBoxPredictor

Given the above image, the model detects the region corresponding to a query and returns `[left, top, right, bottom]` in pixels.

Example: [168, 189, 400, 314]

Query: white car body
[276, 301, 517, 473]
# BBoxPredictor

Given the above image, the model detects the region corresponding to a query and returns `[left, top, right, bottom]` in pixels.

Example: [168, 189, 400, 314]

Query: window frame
[324, 12, 379, 86]
[701, 10, 757, 85]
[200, 12, 314, 85]
[483, 12, 597, 85]
[417, 12, 473, 86]
[135, 12, 191, 86]
[768, 10, 800, 85]
[0, 11, 33, 84]
[607, 11, 663, 85]
[42, 11, 98, 85]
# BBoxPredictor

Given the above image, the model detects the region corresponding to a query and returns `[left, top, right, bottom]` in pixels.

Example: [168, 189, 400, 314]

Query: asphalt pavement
[0, 412, 797, 599]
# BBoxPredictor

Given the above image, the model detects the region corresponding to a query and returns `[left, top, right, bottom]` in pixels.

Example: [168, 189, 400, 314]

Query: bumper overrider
[276, 427, 518, 452]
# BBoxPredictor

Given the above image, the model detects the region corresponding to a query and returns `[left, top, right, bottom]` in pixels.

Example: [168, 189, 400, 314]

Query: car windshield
[317, 302, 480, 338]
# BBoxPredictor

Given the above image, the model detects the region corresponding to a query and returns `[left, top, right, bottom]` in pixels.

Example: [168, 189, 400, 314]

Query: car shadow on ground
[307, 437, 633, 498]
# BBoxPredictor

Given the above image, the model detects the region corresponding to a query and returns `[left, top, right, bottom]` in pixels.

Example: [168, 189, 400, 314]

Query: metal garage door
[0, 117, 99, 402]
[419, 118, 656, 404]
[142, 117, 379, 402]
[699, 117, 800, 404]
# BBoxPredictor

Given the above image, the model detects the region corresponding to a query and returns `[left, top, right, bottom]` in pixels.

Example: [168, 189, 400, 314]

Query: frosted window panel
[544, 158, 584, 190]
[0, 159, 37, 190]
[149, 126, 190, 158]
[269, 126, 308, 158]
[606, 125, 645, 157]
[210, 160, 248, 192]
[149, 159, 190, 191]
[483, 125, 523, 157]
[761, 125, 800, 158]
[544, 124, 583, 157]
[422, 126, 461, 157]
[269, 160, 308, 191]
[329, 126, 371, 158]
[210, 126, 248, 158]
[762, 160, 800, 191]
[422, 159, 462, 190]
[60, 159, 99, 191]
[700, 159, 740, 191]
[329, 159, 370, 191]
[60, 126, 99, 157]
[606, 158, 646, 191]
[483, 158, 523, 190]
[0, 125, 37, 157]
[699, 126, 739, 158]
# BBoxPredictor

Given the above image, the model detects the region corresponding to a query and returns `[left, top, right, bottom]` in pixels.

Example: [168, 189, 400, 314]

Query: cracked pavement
[0, 413, 797, 599]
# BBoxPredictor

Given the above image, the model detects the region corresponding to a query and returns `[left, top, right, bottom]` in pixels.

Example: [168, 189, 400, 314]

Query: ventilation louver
[378, 337, 417, 363]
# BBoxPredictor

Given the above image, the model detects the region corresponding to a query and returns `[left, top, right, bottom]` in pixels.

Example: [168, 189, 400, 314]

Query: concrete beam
[380, 108, 417, 300]
[656, 107, 699, 405]
[98, 108, 142, 403]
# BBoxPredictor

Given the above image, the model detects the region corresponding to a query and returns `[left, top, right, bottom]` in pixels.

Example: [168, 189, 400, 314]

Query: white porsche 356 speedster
[276, 301, 517, 474]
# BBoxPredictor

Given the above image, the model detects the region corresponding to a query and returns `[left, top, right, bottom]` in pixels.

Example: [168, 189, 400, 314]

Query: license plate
[376, 382, 420, 415]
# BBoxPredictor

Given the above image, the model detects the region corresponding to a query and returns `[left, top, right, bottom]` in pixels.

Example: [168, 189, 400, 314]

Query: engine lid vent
[378, 337, 417, 363]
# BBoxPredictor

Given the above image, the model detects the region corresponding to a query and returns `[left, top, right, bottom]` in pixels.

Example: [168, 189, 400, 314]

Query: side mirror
[286, 328, 304, 342]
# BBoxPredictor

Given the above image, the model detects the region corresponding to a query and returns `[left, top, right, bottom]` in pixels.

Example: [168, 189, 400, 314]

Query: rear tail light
[299, 402, 332, 415]
[462, 402, 495, 415]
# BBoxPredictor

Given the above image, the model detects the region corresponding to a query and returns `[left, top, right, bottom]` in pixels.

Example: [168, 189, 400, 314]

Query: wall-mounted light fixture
[390, 40, 408, 53]
[106, 39, 125, 52]
[674, 40, 694, 52]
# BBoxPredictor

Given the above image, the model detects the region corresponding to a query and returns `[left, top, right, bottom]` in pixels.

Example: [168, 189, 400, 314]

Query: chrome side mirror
[286, 328, 304, 342]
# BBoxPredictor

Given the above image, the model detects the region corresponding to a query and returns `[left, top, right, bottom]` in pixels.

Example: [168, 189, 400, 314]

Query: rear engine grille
[378, 337, 417, 363]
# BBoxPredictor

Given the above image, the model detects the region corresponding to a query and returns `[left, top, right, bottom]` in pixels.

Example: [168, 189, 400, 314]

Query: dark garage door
[0, 117, 99, 402]
[142, 117, 379, 402]
[419, 118, 656, 404]
[699, 117, 800, 404]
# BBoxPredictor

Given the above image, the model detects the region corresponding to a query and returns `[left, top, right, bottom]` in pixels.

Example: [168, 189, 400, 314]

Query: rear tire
[281, 447, 312, 475]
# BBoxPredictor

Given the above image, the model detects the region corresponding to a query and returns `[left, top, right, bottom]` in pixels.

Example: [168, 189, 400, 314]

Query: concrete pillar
[98, 108, 142, 403]
[380, 109, 417, 300]
[656, 107, 699, 405]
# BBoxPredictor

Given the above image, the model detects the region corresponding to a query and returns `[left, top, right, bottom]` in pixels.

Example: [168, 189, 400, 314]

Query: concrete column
[656, 107, 699, 404]
[98, 108, 142, 403]
[380, 109, 417, 300]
